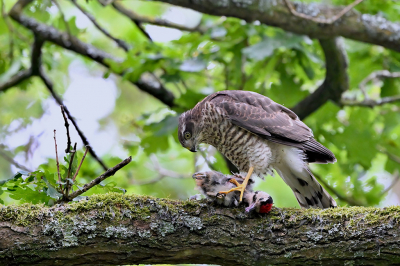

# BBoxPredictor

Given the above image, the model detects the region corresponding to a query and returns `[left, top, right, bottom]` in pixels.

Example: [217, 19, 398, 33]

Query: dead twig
[65, 142, 77, 197]
[53, 130, 63, 193]
[64, 156, 132, 201]
[60, 105, 72, 153]
[72, 145, 89, 182]
[283, 0, 363, 24]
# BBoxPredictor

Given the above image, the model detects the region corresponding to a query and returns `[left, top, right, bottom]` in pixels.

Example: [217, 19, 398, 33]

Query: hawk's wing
[208, 91, 335, 163]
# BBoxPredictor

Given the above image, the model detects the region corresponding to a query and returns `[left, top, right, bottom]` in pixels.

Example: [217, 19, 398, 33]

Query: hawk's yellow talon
[218, 166, 254, 202]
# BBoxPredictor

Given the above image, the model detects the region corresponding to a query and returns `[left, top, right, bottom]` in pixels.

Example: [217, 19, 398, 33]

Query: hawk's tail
[273, 148, 337, 209]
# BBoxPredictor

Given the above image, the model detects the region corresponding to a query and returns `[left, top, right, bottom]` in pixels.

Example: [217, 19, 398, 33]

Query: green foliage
[1, 0, 400, 208]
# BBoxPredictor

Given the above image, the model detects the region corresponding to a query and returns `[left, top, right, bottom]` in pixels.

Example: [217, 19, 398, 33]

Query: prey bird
[178, 90, 337, 209]
[192, 170, 253, 207]
[192, 170, 273, 214]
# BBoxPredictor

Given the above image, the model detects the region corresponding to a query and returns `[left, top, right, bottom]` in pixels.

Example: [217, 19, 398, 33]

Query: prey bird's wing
[208, 91, 336, 163]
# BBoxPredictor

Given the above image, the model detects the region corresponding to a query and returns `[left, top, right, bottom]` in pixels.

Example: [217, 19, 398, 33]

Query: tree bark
[152, 0, 400, 53]
[1, 193, 400, 265]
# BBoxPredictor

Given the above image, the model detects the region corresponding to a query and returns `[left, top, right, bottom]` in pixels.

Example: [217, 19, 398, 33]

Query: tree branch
[151, 0, 400, 53]
[65, 156, 132, 201]
[292, 37, 349, 119]
[9, 0, 175, 107]
[283, 0, 363, 25]
[0, 148, 31, 172]
[0, 69, 32, 93]
[133, 154, 188, 185]
[71, 0, 130, 51]
[111, 2, 152, 41]
[341, 95, 400, 108]
[1, 194, 400, 265]
[112, 1, 205, 34]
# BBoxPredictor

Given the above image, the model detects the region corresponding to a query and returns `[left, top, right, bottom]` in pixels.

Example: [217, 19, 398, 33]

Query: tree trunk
[0, 193, 399, 265]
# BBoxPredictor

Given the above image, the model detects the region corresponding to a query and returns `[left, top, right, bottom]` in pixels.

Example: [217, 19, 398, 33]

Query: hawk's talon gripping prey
[218, 166, 254, 202]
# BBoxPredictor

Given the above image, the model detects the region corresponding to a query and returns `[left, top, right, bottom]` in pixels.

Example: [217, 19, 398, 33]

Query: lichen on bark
[1, 193, 400, 265]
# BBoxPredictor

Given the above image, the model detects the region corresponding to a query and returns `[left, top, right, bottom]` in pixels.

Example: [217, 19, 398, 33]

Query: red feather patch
[259, 203, 273, 214]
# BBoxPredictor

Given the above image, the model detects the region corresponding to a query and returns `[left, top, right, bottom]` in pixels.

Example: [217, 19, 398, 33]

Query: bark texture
[153, 0, 400, 53]
[1, 193, 400, 265]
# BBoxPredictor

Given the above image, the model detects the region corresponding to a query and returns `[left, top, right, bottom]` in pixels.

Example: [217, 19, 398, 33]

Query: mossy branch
[1, 193, 400, 265]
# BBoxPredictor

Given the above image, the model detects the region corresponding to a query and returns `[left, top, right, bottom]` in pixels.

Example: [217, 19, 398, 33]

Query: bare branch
[313, 172, 363, 206]
[111, 2, 152, 41]
[9, 0, 176, 107]
[292, 37, 349, 119]
[65, 142, 77, 197]
[53, 130, 62, 191]
[133, 154, 188, 185]
[51, 0, 71, 38]
[29, 34, 108, 171]
[283, 0, 363, 25]
[72, 145, 89, 182]
[0, 148, 31, 172]
[71, 0, 130, 51]
[381, 170, 400, 197]
[360, 70, 400, 98]
[60, 106, 72, 153]
[112, 1, 205, 34]
[0, 69, 32, 93]
[341, 95, 400, 108]
[65, 156, 132, 201]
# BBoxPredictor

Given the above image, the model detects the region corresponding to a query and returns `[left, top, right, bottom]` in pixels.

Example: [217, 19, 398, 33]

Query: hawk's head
[178, 111, 201, 152]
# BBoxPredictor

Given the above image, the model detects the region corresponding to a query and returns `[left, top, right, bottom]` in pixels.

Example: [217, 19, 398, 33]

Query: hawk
[178, 90, 337, 209]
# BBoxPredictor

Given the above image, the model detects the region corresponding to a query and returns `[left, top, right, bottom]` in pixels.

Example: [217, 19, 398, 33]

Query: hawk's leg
[217, 166, 254, 202]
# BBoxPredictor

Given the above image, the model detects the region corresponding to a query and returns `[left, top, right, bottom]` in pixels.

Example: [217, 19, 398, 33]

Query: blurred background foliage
[0, 0, 399, 208]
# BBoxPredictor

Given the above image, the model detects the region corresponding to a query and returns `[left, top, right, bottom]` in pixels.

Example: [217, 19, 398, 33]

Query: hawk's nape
[178, 90, 337, 209]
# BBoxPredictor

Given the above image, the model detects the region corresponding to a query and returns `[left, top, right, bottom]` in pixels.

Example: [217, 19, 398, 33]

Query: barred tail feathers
[273, 146, 337, 209]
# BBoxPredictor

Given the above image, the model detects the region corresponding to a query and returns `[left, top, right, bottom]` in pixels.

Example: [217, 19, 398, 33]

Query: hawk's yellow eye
[184, 132, 191, 140]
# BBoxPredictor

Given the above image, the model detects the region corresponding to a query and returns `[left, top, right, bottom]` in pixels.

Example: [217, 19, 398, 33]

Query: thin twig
[341, 95, 400, 107]
[198, 150, 218, 171]
[112, 1, 205, 34]
[133, 154, 188, 185]
[1, 0, 14, 62]
[65, 142, 77, 197]
[111, 2, 152, 41]
[71, 0, 130, 51]
[0, 148, 31, 172]
[51, 0, 71, 38]
[0, 69, 32, 93]
[60, 105, 72, 153]
[283, 0, 363, 24]
[53, 130, 62, 192]
[29, 35, 108, 171]
[72, 145, 89, 182]
[64, 156, 132, 201]
[381, 170, 400, 196]
[313, 172, 363, 206]
[359, 70, 400, 99]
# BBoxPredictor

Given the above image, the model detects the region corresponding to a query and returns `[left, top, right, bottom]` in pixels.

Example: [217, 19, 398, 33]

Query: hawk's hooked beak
[185, 146, 197, 152]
